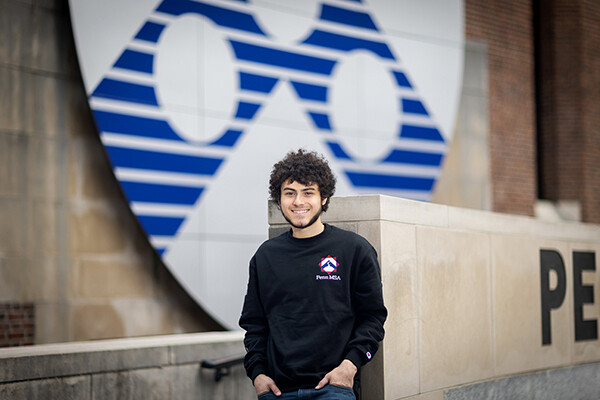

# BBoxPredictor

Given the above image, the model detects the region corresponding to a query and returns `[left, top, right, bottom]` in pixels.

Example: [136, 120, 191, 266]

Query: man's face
[280, 179, 327, 230]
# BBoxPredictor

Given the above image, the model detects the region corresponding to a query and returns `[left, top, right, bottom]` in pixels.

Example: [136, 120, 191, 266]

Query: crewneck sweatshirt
[239, 224, 387, 392]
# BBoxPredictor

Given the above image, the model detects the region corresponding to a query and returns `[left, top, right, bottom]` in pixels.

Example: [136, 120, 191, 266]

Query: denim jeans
[257, 385, 356, 400]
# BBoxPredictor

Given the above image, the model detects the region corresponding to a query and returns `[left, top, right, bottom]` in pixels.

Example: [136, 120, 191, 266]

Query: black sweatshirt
[239, 224, 387, 392]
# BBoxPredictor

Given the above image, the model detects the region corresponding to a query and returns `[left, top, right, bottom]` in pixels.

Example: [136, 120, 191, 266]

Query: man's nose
[292, 193, 304, 205]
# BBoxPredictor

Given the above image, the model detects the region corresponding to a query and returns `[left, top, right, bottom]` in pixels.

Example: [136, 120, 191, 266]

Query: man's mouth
[292, 209, 309, 215]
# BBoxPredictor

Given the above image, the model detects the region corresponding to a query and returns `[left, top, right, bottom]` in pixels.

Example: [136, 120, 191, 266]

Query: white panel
[69, 0, 465, 328]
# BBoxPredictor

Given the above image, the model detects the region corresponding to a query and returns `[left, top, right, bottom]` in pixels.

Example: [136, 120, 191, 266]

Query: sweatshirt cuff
[249, 364, 268, 383]
[345, 348, 366, 370]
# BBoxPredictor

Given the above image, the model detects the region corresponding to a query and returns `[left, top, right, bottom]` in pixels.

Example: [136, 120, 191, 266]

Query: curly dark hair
[269, 149, 336, 211]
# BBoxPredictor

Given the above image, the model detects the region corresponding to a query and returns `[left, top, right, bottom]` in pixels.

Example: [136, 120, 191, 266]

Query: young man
[239, 149, 387, 399]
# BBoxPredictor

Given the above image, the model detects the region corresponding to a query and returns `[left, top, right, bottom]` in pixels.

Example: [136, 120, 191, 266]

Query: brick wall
[465, 0, 537, 216]
[0, 303, 35, 348]
[580, 0, 600, 223]
[537, 0, 600, 223]
[467, 0, 600, 222]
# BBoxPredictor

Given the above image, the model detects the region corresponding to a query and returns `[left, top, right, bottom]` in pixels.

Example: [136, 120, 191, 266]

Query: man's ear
[322, 197, 328, 206]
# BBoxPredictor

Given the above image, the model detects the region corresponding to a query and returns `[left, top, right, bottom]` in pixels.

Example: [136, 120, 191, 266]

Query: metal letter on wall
[573, 251, 598, 342]
[69, 0, 464, 328]
[540, 249, 567, 345]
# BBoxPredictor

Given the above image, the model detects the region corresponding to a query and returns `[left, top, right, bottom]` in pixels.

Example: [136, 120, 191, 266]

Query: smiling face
[280, 179, 328, 238]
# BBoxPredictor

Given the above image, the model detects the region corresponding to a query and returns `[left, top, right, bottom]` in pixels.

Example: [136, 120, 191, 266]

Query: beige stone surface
[35, 302, 70, 345]
[0, 199, 25, 256]
[27, 138, 61, 201]
[29, 201, 60, 255]
[0, 257, 60, 302]
[73, 304, 125, 341]
[0, 132, 25, 197]
[69, 206, 129, 254]
[76, 259, 154, 299]
[492, 236, 572, 376]
[447, 205, 600, 242]
[379, 221, 420, 399]
[30, 74, 62, 138]
[0, 66, 35, 133]
[417, 227, 494, 392]
[379, 196, 449, 228]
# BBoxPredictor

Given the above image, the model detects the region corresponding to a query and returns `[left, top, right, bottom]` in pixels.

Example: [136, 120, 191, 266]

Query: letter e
[573, 251, 598, 341]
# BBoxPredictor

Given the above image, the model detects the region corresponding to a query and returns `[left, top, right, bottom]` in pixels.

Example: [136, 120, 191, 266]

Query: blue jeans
[257, 385, 356, 400]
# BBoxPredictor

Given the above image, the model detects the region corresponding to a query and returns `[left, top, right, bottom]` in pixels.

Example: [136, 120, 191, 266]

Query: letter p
[540, 249, 567, 345]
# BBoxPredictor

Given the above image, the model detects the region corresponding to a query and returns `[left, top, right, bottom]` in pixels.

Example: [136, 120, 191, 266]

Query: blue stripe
[93, 110, 183, 141]
[135, 21, 166, 43]
[104, 146, 222, 175]
[156, 0, 265, 35]
[92, 78, 158, 106]
[392, 71, 412, 88]
[156, 247, 166, 256]
[114, 49, 154, 74]
[230, 40, 336, 76]
[210, 129, 243, 147]
[290, 81, 328, 102]
[326, 142, 352, 160]
[303, 30, 394, 59]
[320, 4, 378, 31]
[402, 99, 429, 116]
[383, 149, 443, 166]
[308, 112, 332, 130]
[138, 215, 184, 236]
[346, 171, 435, 191]
[239, 72, 278, 93]
[235, 101, 261, 119]
[120, 181, 204, 205]
[399, 124, 445, 142]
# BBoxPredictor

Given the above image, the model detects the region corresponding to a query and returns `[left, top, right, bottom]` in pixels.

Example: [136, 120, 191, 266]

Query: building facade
[0, 0, 598, 344]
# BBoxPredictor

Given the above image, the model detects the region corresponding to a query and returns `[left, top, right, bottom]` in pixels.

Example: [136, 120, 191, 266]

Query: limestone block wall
[0, 331, 254, 399]
[0, 0, 221, 345]
[269, 195, 600, 399]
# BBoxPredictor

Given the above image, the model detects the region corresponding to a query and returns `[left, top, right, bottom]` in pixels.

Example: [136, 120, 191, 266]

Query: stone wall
[270, 195, 600, 399]
[0, 331, 254, 399]
[0, 0, 221, 345]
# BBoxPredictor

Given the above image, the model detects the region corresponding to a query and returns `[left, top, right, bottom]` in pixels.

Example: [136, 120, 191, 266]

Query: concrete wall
[432, 39, 491, 212]
[0, 0, 221, 345]
[0, 331, 255, 399]
[270, 195, 600, 399]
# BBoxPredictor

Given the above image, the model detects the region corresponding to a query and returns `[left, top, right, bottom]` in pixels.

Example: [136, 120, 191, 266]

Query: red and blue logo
[319, 256, 339, 275]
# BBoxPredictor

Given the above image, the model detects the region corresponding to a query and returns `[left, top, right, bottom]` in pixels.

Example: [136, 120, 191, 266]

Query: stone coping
[0, 331, 244, 384]
[269, 195, 600, 242]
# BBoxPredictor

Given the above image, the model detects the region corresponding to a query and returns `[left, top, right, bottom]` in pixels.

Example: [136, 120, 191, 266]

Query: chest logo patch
[319, 256, 339, 275]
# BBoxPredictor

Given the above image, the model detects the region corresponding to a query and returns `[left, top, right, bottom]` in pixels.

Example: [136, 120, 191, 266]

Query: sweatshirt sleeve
[345, 241, 387, 369]
[238, 256, 269, 381]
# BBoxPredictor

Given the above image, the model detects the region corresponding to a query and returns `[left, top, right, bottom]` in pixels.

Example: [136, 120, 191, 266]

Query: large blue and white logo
[69, 0, 464, 328]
